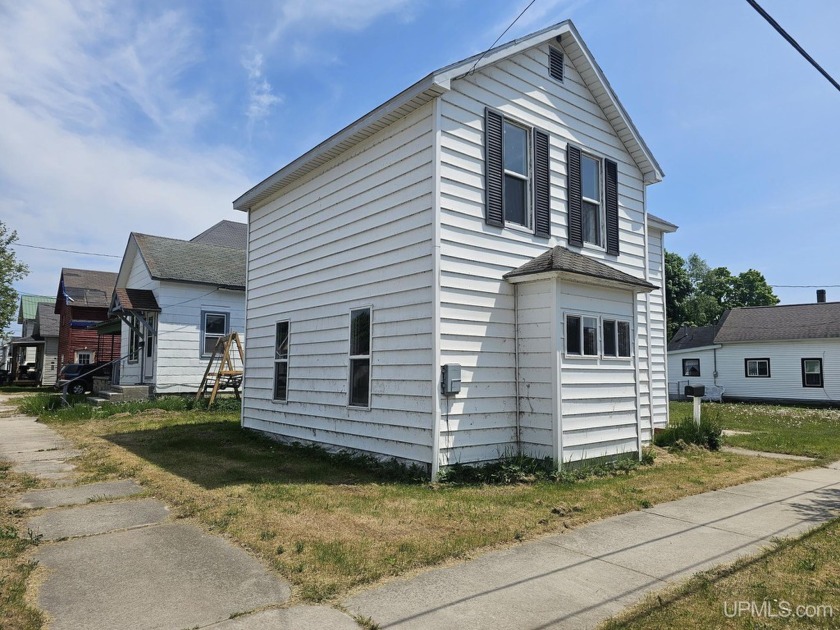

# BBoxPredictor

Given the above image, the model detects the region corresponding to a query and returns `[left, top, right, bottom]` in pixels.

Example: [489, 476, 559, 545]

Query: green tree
[0, 221, 29, 334]
[664, 251, 778, 338]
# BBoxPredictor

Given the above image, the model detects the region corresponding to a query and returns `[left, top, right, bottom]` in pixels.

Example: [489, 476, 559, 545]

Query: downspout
[660, 238, 670, 428]
[643, 189, 655, 440]
[513, 283, 521, 455]
[713, 347, 718, 386]
[430, 97, 443, 480]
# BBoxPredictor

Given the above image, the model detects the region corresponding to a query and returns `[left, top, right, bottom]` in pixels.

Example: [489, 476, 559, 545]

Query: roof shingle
[190, 220, 247, 250]
[58, 268, 118, 309]
[714, 303, 840, 343]
[113, 288, 161, 312]
[134, 233, 245, 289]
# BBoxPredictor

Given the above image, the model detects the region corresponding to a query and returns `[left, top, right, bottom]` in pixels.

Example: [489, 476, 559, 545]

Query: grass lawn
[0, 465, 44, 630]
[21, 396, 813, 605]
[602, 518, 840, 629]
[672, 401, 840, 462]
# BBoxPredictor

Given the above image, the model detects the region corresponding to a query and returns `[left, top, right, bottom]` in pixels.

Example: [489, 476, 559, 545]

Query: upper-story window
[485, 109, 551, 238]
[503, 121, 530, 228]
[581, 154, 602, 246]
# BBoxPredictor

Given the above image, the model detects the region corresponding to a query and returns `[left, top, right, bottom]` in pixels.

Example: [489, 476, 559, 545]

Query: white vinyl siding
[119, 250, 157, 385]
[667, 347, 718, 397]
[438, 42, 655, 465]
[242, 105, 436, 466]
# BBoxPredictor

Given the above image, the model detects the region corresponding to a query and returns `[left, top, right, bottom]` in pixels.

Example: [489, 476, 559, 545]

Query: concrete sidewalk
[346, 463, 840, 629]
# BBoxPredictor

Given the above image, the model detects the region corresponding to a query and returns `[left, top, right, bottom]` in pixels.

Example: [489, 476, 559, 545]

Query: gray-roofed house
[233, 20, 677, 476]
[33, 303, 60, 385]
[7, 295, 55, 385]
[109, 226, 246, 394]
[668, 293, 840, 403]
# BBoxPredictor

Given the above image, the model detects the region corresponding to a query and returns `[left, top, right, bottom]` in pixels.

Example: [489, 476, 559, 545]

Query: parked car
[55, 363, 111, 395]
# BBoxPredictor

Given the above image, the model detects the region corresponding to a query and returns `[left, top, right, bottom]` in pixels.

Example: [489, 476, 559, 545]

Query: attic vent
[549, 47, 564, 82]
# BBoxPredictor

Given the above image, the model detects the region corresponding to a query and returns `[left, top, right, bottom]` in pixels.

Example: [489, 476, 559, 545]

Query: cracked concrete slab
[27, 498, 170, 540]
[208, 606, 360, 629]
[16, 480, 143, 509]
[35, 522, 291, 630]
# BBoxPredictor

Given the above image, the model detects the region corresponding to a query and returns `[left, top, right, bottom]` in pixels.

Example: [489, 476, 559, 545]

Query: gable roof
[190, 220, 247, 250]
[668, 324, 719, 352]
[55, 268, 118, 312]
[503, 245, 656, 291]
[714, 303, 840, 343]
[18, 294, 53, 323]
[112, 288, 161, 313]
[133, 233, 245, 290]
[34, 303, 60, 338]
[233, 20, 663, 212]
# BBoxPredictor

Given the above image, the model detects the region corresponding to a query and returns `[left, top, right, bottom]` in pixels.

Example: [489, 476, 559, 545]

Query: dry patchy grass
[38, 409, 812, 604]
[602, 518, 840, 629]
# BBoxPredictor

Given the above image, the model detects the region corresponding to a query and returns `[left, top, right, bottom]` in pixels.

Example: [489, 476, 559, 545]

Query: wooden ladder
[195, 332, 245, 406]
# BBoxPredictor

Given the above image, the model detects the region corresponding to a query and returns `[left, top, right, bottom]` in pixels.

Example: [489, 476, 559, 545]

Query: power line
[745, 0, 840, 93]
[771, 284, 840, 288]
[469, 0, 538, 75]
[14, 243, 121, 259]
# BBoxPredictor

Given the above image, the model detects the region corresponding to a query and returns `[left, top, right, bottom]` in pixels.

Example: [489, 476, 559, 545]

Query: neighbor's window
[603, 320, 631, 357]
[128, 316, 140, 363]
[349, 308, 371, 407]
[745, 358, 770, 378]
[201, 312, 229, 356]
[683, 358, 701, 377]
[273, 321, 289, 401]
[566, 314, 599, 356]
[503, 120, 530, 228]
[581, 153, 602, 246]
[77, 352, 92, 365]
[802, 358, 823, 388]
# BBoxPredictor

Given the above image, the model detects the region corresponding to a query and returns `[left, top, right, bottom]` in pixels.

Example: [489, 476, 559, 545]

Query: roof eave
[647, 215, 678, 233]
[505, 269, 655, 292]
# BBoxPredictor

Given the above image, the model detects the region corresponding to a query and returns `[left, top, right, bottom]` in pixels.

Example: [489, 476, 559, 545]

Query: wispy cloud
[267, 0, 417, 41]
[242, 51, 284, 132]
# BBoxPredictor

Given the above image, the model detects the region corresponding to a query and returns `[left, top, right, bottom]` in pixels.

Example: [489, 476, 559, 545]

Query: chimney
[817, 289, 827, 303]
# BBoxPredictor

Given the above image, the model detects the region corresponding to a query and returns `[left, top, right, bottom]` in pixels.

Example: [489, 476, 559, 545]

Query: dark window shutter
[567, 144, 582, 247]
[605, 158, 619, 255]
[485, 109, 504, 228]
[549, 47, 564, 82]
[533, 129, 550, 238]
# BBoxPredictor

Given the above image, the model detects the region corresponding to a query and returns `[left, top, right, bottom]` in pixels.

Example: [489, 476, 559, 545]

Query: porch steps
[88, 385, 153, 406]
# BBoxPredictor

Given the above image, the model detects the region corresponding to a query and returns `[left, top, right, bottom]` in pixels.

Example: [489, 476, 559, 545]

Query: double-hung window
[128, 316, 140, 363]
[581, 154, 602, 246]
[603, 320, 631, 357]
[274, 321, 289, 401]
[484, 109, 551, 238]
[349, 308, 371, 408]
[201, 312, 229, 357]
[802, 358, 823, 388]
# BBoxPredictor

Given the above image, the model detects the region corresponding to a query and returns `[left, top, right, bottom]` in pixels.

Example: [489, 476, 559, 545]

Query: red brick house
[54, 268, 121, 373]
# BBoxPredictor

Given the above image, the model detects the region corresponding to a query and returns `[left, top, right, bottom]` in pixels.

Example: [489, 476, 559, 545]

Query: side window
[745, 358, 770, 378]
[349, 308, 371, 407]
[603, 320, 632, 358]
[580, 154, 602, 246]
[274, 321, 289, 401]
[201, 312, 229, 357]
[128, 316, 140, 363]
[503, 120, 530, 228]
[802, 358, 823, 388]
[683, 359, 701, 377]
[566, 314, 598, 356]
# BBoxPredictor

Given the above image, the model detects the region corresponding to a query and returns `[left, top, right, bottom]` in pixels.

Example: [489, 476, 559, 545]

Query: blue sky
[2, 0, 839, 336]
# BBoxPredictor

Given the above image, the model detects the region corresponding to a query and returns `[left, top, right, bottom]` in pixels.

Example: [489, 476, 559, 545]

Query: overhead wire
[468, 0, 538, 75]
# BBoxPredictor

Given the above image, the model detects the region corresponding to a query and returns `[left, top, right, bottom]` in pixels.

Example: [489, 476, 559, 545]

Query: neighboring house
[54, 268, 121, 373]
[110, 221, 246, 394]
[33, 303, 60, 385]
[668, 294, 840, 403]
[234, 20, 676, 475]
[8, 295, 54, 384]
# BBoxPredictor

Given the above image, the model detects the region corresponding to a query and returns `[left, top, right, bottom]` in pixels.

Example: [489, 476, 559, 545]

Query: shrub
[654, 413, 722, 451]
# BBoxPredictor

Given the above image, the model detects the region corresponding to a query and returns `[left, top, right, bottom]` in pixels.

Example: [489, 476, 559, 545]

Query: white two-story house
[234, 21, 676, 476]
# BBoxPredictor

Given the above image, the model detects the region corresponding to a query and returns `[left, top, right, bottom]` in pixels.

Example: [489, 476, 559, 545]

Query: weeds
[655, 413, 722, 451]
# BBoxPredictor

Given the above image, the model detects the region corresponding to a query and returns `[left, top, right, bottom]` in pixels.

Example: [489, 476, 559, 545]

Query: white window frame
[201, 311, 229, 358]
[502, 118, 533, 231]
[128, 316, 140, 364]
[745, 358, 771, 378]
[580, 152, 605, 248]
[76, 351, 93, 365]
[273, 320, 290, 402]
[602, 319, 633, 358]
[348, 307, 372, 409]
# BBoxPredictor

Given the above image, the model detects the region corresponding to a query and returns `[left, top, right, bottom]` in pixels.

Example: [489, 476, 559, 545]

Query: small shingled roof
[113, 288, 161, 313]
[503, 245, 656, 290]
[57, 268, 118, 311]
[18, 295, 53, 323]
[714, 302, 840, 343]
[134, 233, 245, 289]
[668, 324, 719, 352]
[34, 303, 60, 338]
[190, 220, 247, 250]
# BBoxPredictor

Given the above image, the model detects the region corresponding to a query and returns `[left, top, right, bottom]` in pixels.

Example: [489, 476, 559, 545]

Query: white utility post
[693, 395, 701, 426]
